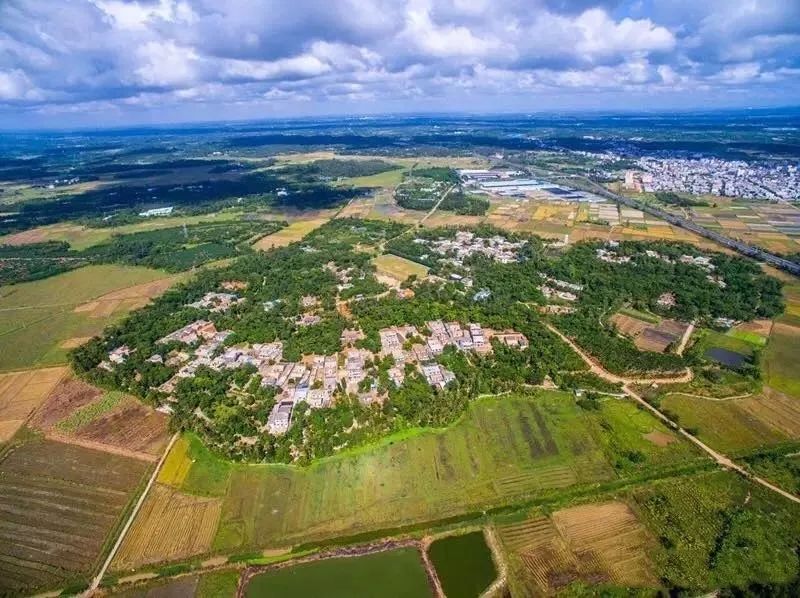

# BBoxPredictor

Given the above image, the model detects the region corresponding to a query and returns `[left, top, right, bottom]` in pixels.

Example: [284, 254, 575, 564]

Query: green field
[244, 548, 431, 598]
[197, 570, 240, 598]
[147, 391, 704, 558]
[632, 470, 800, 591]
[337, 168, 407, 189]
[372, 253, 430, 281]
[428, 532, 496, 598]
[764, 323, 800, 398]
[618, 306, 661, 324]
[0, 264, 170, 371]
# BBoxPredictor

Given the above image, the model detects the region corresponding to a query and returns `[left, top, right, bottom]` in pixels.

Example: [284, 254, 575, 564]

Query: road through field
[544, 323, 800, 506]
[420, 184, 457, 225]
[87, 432, 180, 594]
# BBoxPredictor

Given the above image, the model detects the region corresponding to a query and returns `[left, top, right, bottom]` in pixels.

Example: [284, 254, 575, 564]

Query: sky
[0, 0, 799, 129]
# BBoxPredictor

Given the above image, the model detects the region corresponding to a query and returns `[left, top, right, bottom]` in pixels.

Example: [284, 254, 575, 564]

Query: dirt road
[546, 323, 800, 505]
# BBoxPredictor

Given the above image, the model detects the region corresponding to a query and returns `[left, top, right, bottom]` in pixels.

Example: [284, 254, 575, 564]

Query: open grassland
[498, 500, 657, 597]
[244, 548, 432, 598]
[112, 483, 223, 571]
[0, 437, 149, 595]
[660, 389, 800, 455]
[764, 322, 800, 398]
[427, 531, 497, 598]
[253, 218, 330, 250]
[0, 211, 247, 251]
[0, 366, 66, 442]
[130, 392, 701, 564]
[372, 253, 429, 282]
[336, 168, 406, 189]
[0, 265, 172, 371]
[632, 470, 800, 591]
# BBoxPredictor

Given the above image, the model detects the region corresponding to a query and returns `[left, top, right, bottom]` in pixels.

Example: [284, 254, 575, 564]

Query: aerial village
[99, 230, 534, 438]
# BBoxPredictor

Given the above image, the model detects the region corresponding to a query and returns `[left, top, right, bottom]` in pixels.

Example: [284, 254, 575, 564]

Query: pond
[706, 347, 749, 369]
[428, 531, 497, 598]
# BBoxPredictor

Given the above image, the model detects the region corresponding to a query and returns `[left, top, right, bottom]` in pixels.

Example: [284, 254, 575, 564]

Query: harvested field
[73, 275, 183, 318]
[30, 375, 102, 431]
[372, 253, 429, 282]
[0, 438, 149, 594]
[59, 336, 93, 349]
[499, 501, 656, 596]
[253, 218, 330, 250]
[112, 483, 222, 570]
[610, 312, 687, 353]
[70, 397, 170, 457]
[0, 366, 67, 442]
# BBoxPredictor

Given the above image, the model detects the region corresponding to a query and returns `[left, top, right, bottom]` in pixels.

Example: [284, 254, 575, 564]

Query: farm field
[0, 366, 66, 442]
[632, 470, 800, 591]
[112, 483, 223, 570]
[427, 531, 497, 598]
[0, 437, 150, 595]
[610, 312, 689, 353]
[764, 322, 800, 398]
[0, 265, 174, 371]
[243, 548, 432, 598]
[497, 500, 657, 597]
[129, 391, 703, 564]
[372, 253, 429, 283]
[253, 218, 330, 249]
[660, 388, 800, 455]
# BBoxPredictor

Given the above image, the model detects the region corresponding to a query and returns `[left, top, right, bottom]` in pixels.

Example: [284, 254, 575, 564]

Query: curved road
[546, 323, 800, 505]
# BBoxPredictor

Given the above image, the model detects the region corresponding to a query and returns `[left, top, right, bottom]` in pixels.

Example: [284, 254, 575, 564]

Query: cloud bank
[0, 0, 798, 126]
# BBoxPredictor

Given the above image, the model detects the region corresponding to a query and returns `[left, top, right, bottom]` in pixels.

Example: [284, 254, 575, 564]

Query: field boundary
[87, 432, 180, 593]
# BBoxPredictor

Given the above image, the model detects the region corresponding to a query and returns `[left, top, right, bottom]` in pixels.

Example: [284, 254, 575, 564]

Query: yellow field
[372, 254, 429, 283]
[157, 435, 192, 487]
[112, 483, 222, 570]
[253, 218, 330, 250]
[0, 367, 68, 442]
[73, 275, 184, 318]
[499, 501, 656, 596]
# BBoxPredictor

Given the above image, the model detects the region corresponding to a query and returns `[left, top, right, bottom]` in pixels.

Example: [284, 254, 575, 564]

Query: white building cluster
[419, 230, 526, 266]
[627, 158, 800, 200]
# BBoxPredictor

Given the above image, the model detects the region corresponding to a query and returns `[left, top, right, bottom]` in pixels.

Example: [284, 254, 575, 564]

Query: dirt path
[481, 527, 508, 598]
[662, 391, 754, 402]
[420, 537, 445, 598]
[420, 184, 457, 225]
[544, 324, 799, 505]
[86, 432, 180, 594]
[675, 321, 696, 356]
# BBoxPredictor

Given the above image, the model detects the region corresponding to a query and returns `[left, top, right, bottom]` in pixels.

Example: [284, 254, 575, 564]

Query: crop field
[253, 218, 330, 249]
[112, 483, 222, 570]
[73, 275, 184, 319]
[0, 437, 149, 594]
[764, 322, 800, 398]
[0, 265, 171, 371]
[660, 390, 799, 455]
[125, 391, 701, 564]
[243, 548, 432, 598]
[610, 313, 688, 353]
[372, 253, 429, 283]
[632, 470, 800, 591]
[498, 501, 656, 596]
[30, 375, 103, 431]
[428, 531, 496, 598]
[0, 366, 66, 442]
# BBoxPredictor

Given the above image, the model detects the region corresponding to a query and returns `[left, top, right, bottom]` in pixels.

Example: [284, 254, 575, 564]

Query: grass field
[372, 253, 429, 282]
[0, 366, 66, 442]
[336, 168, 406, 188]
[243, 548, 432, 598]
[764, 322, 800, 398]
[427, 531, 496, 598]
[0, 437, 149, 594]
[127, 391, 703, 564]
[0, 265, 172, 371]
[253, 218, 330, 250]
[498, 500, 657, 596]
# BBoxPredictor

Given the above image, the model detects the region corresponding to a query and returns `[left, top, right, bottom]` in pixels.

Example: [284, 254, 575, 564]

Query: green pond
[428, 531, 497, 598]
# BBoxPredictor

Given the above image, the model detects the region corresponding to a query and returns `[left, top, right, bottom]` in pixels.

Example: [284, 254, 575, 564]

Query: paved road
[546, 323, 800, 505]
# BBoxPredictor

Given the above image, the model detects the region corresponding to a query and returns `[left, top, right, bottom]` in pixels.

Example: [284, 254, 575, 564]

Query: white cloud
[133, 40, 198, 87]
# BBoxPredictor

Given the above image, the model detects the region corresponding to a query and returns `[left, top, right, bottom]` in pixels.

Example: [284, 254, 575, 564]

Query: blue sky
[0, 0, 798, 128]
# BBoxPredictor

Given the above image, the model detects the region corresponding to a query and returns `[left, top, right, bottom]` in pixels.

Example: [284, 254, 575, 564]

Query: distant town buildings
[138, 206, 174, 217]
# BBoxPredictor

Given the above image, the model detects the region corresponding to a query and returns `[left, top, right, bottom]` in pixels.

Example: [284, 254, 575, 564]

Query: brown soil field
[738, 388, 800, 439]
[735, 319, 773, 336]
[499, 501, 656, 596]
[610, 314, 650, 338]
[0, 438, 149, 594]
[644, 430, 676, 447]
[112, 483, 222, 570]
[0, 367, 67, 442]
[59, 336, 93, 349]
[74, 398, 170, 457]
[73, 276, 181, 318]
[611, 314, 686, 353]
[29, 375, 103, 431]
